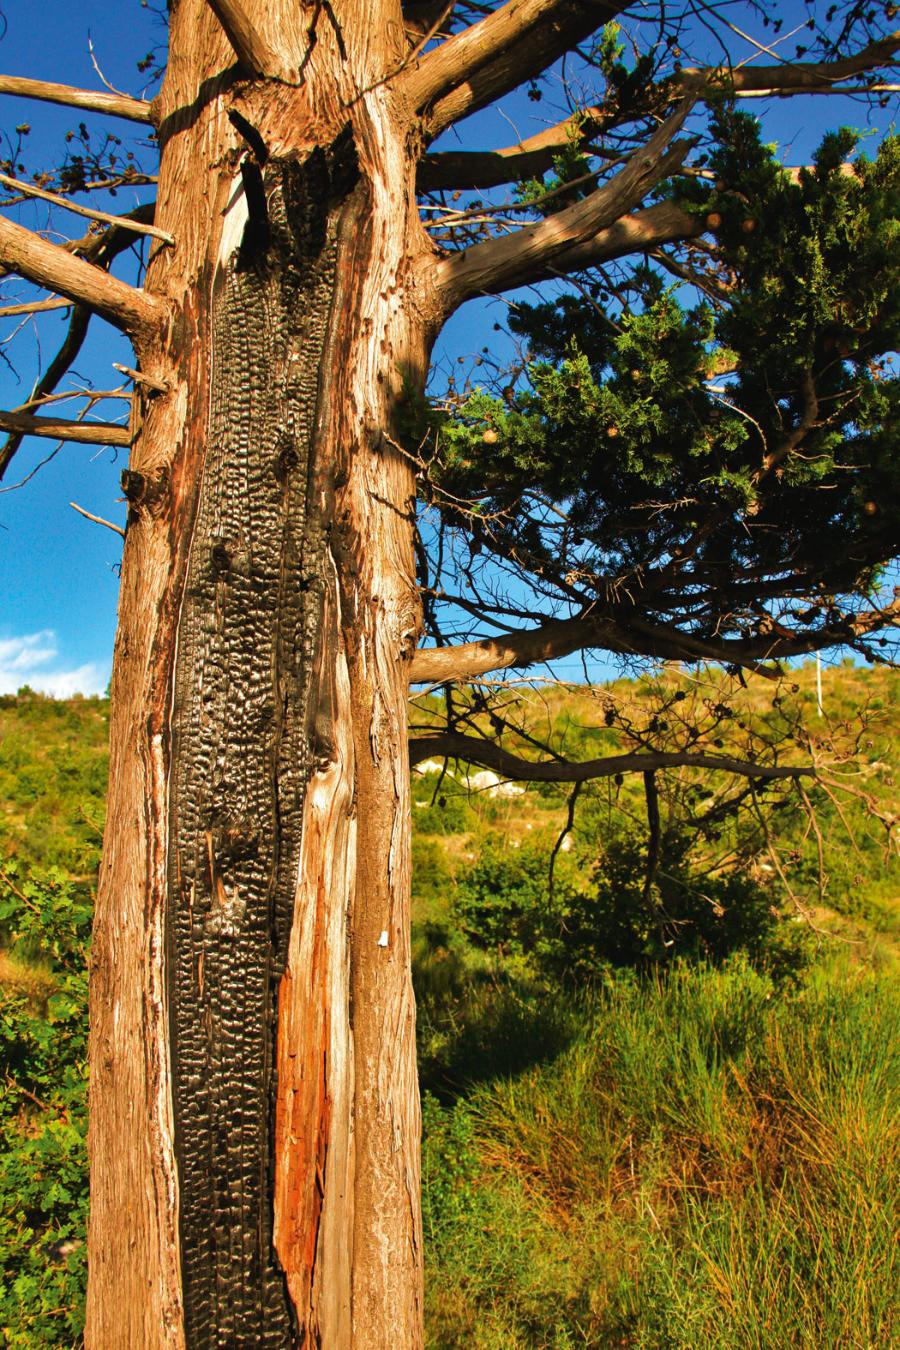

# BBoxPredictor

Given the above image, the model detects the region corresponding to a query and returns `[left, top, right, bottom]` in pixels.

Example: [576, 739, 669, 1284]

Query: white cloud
[0, 631, 109, 697]
[0, 630, 58, 673]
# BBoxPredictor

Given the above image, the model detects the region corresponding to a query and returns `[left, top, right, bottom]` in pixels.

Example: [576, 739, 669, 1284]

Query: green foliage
[0, 693, 108, 878]
[0, 675, 894, 1346]
[0, 864, 90, 1347]
[430, 123, 900, 636]
[454, 827, 808, 984]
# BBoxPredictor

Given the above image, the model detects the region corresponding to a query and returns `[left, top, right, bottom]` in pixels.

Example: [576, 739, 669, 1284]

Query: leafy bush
[454, 828, 808, 984]
[0, 864, 90, 1347]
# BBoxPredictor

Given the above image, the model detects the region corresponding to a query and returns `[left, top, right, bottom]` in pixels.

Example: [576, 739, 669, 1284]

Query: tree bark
[86, 2, 432, 1344]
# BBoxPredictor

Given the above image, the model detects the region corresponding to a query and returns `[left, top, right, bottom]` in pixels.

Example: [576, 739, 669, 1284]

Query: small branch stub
[120, 466, 169, 517]
[70, 501, 125, 537]
[113, 363, 169, 396]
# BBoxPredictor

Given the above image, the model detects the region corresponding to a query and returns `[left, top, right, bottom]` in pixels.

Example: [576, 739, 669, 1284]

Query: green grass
[422, 958, 899, 1348]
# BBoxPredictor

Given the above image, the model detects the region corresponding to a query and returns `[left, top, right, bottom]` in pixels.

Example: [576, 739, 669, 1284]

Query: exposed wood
[0, 172, 173, 244]
[205, 0, 279, 75]
[113, 362, 169, 394]
[0, 214, 165, 338]
[517, 200, 704, 286]
[407, 604, 794, 686]
[87, 3, 430, 1347]
[400, 0, 626, 137]
[0, 409, 131, 444]
[434, 105, 693, 309]
[734, 82, 900, 97]
[409, 616, 613, 684]
[408, 732, 815, 783]
[0, 73, 153, 122]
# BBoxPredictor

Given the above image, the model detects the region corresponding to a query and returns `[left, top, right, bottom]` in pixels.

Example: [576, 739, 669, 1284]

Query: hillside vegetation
[0, 663, 897, 1346]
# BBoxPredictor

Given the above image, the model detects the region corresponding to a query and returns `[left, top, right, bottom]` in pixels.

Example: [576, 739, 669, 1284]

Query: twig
[0, 172, 173, 245]
[0, 296, 71, 318]
[69, 501, 125, 536]
[548, 780, 581, 901]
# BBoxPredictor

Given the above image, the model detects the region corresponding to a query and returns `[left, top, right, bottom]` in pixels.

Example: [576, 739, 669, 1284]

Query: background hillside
[0, 662, 897, 1346]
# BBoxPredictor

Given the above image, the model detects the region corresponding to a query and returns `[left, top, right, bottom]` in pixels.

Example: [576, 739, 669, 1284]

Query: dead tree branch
[0, 74, 153, 123]
[434, 104, 693, 308]
[0, 215, 165, 339]
[0, 173, 173, 245]
[408, 732, 814, 784]
[400, 0, 625, 138]
[0, 410, 132, 445]
[204, 0, 278, 76]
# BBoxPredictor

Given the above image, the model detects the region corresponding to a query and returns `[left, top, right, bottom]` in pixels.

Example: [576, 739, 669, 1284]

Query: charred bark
[167, 141, 356, 1347]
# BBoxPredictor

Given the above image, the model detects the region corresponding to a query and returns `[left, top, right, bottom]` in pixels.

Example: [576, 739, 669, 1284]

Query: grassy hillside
[0, 664, 897, 1346]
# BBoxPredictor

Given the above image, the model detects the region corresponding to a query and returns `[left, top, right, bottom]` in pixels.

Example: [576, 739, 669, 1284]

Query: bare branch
[0, 410, 132, 445]
[0, 296, 71, 318]
[434, 105, 693, 310]
[523, 199, 704, 285]
[0, 305, 90, 479]
[1, 205, 160, 480]
[204, 0, 278, 76]
[0, 74, 153, 124]
[409, 617, 602, 684]
[407, 610, 781, 686]
[70, 501, 125, 536]
[0, 215, 165, 339]
[0, 173, 174, 245]
[418, 106, 603, 191]
[399, 0, 625, 138]
[684, 28, 900, 99]
[407, 731, 814, 784]
[408, 590, 900, 687]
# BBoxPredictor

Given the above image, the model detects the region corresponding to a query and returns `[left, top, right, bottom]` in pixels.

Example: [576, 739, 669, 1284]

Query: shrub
[454, 828, 808, 983]
[0, 864, 90, 1347]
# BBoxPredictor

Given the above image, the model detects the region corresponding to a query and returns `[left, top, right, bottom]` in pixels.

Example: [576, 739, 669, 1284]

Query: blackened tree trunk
[86, 3, 434, 1343]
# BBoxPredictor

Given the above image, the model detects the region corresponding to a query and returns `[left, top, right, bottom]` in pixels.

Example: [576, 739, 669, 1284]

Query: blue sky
[0, 0, 895, 694]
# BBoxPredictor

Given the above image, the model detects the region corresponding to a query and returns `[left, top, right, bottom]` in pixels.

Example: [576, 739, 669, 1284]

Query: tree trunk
[86, 3, 433, 1344]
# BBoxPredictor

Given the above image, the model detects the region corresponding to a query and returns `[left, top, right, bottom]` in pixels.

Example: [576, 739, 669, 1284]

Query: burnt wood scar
[167, 140, 356, 1348]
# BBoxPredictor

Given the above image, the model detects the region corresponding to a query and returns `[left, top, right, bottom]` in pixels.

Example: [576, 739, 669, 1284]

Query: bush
[454, 828, 808, 984]
[0, 864, 90, 1347]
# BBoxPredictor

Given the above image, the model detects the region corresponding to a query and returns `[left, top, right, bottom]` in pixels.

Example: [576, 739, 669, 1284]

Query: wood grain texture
[400, 0, 625, 138]
[0, 411, 131, 444]
[87, 4, 433, 1346]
